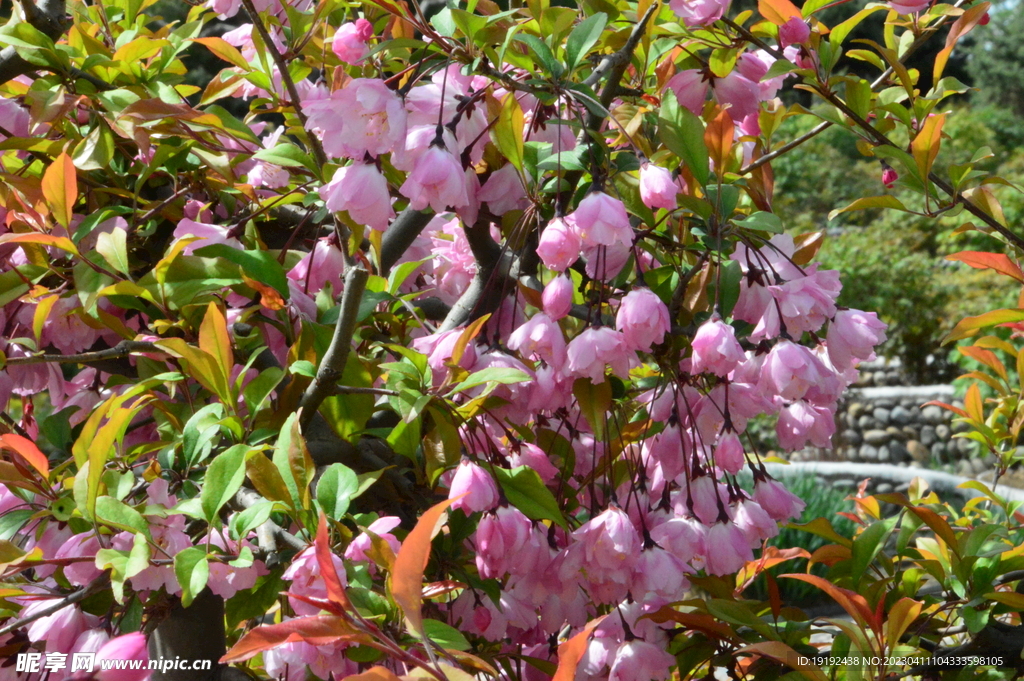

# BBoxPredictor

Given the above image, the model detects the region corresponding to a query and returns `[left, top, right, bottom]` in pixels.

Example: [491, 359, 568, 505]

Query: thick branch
[4, 340, 158, 366]
[438, 215, 513, 332]
[379, 208, 435, 276]
[298, 266, 369, 431]
[233, 488, 307, 551]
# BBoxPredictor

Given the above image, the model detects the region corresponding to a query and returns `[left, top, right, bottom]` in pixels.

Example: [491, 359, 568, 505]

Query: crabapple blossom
[94, 633, 150, 681]
[715, 431, 747, 474]
[753, 476, 807, 522]
[537, 216, 582, 271]
[616, 288, 670, 351]
[571, 191, 633, 248]
[827, 309, 888, 370]
[690, 318, 745, 376]
[399, 144, 470, 213]
[303, 78, 407, 159]
[704, 521, 754, 575]
[776, 400, 836, 450]
[670, 0, 730, 26]
[779, 16, 811, 46]
[508, 312, 567, 370]
[331, 19, 373, 63]
[448, 459, 500, 513]
[320, 161, 394, 231]
[283, 546, 347, 616]
[567, 326, 633, 383]
[542, 274, 574, 320]
[345, 516, 402, 563]
[639, 162, 680, 210]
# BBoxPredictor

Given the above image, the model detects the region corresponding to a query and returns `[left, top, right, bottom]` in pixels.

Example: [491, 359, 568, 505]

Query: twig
[234, 488, 308, 551]
[332, 386, 399, 397]
[298, 266, 370, 431]
[0, 574, 110, 637]
[379, 208, 435, 276]
[4, 340, 159, 366]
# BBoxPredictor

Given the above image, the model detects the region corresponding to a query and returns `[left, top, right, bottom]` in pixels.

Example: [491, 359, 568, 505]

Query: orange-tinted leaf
[908, 506, 959, 556]
[0, 434, 49, 480]
[392, 497, 457, 636]
[736, 546, 810, 592]
[242, 273, 286, 310]
[780, 574, 874, 628]
[704, 108, 734, 176]
[340, 667, 402, 681]
[737, 641, 829, 681]
[41, 152, 77, 229]
[552, 616, 607, 681]
[645, 608, 737, 641]
[959, 345, 1008, 382]
[449, 314, 490, 369]
[315, 512, 351, 614]
[221, 616, 368, 663]
[192, 37, 251, 71]
[792, 231, 825, 265]
[885, 597, 922, 651]
[809, 543, 852, 567]
[943, 309, 1024, 344]
[934, 2, 990, 82]
[0, 233, 80, 257]
[946, 251, 1024, 282]
[965, 382, 983, 422]
[198, 302, 233, 383]
[921, 400, 969, 418]
[758, 0, 801, 24]
[911, 113, 946, 181]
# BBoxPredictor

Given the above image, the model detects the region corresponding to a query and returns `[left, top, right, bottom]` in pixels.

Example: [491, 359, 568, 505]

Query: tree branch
[298, 266, 369, 432]
[4, 340, 159, 366]
[0, 573, 110, 638]
[380, 208, 435, 276]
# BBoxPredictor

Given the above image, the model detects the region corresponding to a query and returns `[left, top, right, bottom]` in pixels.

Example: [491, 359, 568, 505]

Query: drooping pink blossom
[715, 431, 747, 474]
[776, 400, 836, 450]
[94, 633, 150, 681]
[566, 327, 634, 383]
[608, 639, 677, 681]
[665, 69, 709, 115]
[889, 0, 930, 13]
[827, 308, 888, 370]
[639, 163, 679, 210]
[448, 459, 500, 514]
[669, 0, 731, 26]
[759, 340, 827, 402]
[616, 289, 670, 352]
[537, 217, 582, 272]
[478, 163, 529, 215]
[474, 505, 533, 578]
[282, 546, 347, 616]
[508, 313, 567, 370]
[753, 477, 806, 522]
[345, 516, 402, 562]
[542, 274, 574, 321]
[399, 144, 470, 213]
[733, 499, 780, 547]
[571, 192, 633, 248]
[882, 166, 899, 187]
[779, 16, 811, 46]
[319, 161, 394, 231]
[703, 521, 753, 575]
[331, 19, 373, 63]
[690, 318, 745, 376]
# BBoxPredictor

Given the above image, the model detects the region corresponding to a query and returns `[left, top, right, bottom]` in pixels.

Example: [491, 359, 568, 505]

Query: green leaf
[735, 211, 783, 233]
[659, 90, 710, 186]
[493, 93, 526, 173]
[125, 533, 151, 580]
[95, 496, 152, 539]
[415, 619, 472, 651]
[316, 463, 360, 520]
[72, 124, 116, 172]
[192, 244, 290, 298]
[447, 367, 530, 394]
[565, 12, 607, 72]
[200, 444, 249, 524]
[96, 228, 130, 275]
[173, 547, 210, 608]
[943, 309, 1024, 344]
[493, 466, 567, 528]
[225, 571, 285, 630]
[516, 34, 563, 78]
[253, 143, 317, 175]
[828, 195, 907, 221]
[573, 377, 611, 440]
[230, 500, 274, 540]
[717, 260, 743, 318]
[273, 413, 315, 512]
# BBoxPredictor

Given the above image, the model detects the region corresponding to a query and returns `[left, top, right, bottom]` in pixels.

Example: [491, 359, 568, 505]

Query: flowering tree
[0, 0, 1019, 679]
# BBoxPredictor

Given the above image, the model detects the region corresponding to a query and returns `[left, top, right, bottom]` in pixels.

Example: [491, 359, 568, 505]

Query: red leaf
[392, 497, 458, 636]
[946, 251, 1024, 282]
[758, 0, 801, 24]
[552, 616, 607, 681]
[0, 434, 49, 480]
[221, 616, 368, 663]
[315, 512, 351, 614]
[780, 574, 874, 629]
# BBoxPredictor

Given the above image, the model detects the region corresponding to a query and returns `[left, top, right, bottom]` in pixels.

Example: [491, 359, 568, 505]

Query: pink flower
[511, 443, 559, 483]
[287, 237, 346, 296]
[537, 217, 582, 272]
[508, 313, 567, 370]
[283, 546, 347, 616]
[759, 340, 826, 402]
[889, 0, 930, 13]
[690, 318, 745, 376]
[24, 602, 91, 653]
[779, 17, 810, 46]
[571, 506, 641, 602]
[609, 639, 677, 681]
[650, 517, 706, 564]
[616, 289, 670, 352]
[172, 218, 241, 255]
[665, 69, 709, 115]
[478, 164, 528, 215]
[567, 327, 633, 383]
[687, 474, 725, 524]
[451, 590, 508, 640]
[631, 546, 690, 600]
[345, 516, 402, 562]
[703, 521, 753, 575]
[542, 275, 573, 321]
[411, 327, 478, 384]
[713, 71, 761, 122]
[448, 459, 499, 514]
[777, 400, 836, 450]
[753, 477, 806, 522]
[882, 166, 899, 187]
[399, 144, 470, 212]
[320, 162, 394, 231]
[303, 78, 407, 159]
[332, 19, 373, 63]
[474, 505, 533, 578]
[715, 431, 746, 474]
[639, 163, 679, 210]
[95, 633, 150, 681]
[669, 0, 730, 25]
[827, 308, 888, 371]
[571, 192, 632, 248]
[733, 499, 780, 547]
